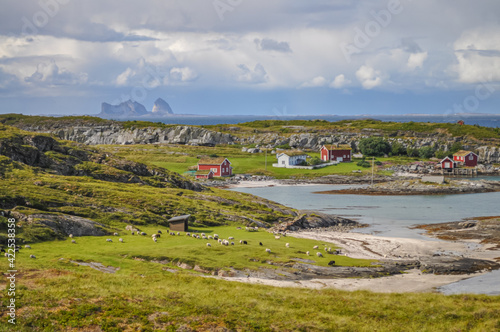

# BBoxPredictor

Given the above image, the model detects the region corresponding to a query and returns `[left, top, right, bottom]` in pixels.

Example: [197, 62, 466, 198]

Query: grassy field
[2, 232, 500, 331]
[98, 144, 417, 179]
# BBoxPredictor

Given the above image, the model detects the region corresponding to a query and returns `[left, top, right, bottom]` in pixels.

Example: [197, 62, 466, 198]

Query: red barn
[198, 157, 232, 177]
[320, 144, 352, 162]
[195, 170, 214, 179]
[440, 156, 456, 171]
[453, 150, 478, 167]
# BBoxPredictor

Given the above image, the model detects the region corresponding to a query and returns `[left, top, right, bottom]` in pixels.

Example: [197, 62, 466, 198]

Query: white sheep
[275, 235, 281, 240]
[228, 236, 234, 240]
[106, 239, 113, 242]
[316, 252, 323, 257]
[119, 238, 124, 243]
[153, 237, 157, 243]
[152, 234, 157, 238]
[71, 240, 76, 244]
[114, 232, 119, 236]
[306, 251, 310, 256]
[285, 243, 290, 248]
[177, 232, 180, 236]
[239, 240, 243, 244]
[208, 236, 213, 239]
[30, 254, 36, 259]
[213, 234, 219, 239]
[25, 245, 31, 249]
[313, 245, 319, 249]
[201, 233, 206, 237]
[69, 234, 73, 238]
[328, 247, 332, 252]
[265, 248, 271, 253]
[206, 243, 211, 247]
[186, 232, 191, 236]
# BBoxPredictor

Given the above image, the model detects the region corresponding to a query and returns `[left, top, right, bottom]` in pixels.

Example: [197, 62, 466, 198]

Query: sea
[123, 114, 500, 128]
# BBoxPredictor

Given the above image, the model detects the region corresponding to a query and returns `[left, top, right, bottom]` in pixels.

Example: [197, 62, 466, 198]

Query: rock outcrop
[100, 100, 149, 117]
[152, 98, 173, 115]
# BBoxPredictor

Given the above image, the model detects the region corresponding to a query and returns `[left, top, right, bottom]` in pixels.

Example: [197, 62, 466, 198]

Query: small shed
[195, 170, 214, 179]
[440, 156, 456, 171]
[168, 214, 190, 232]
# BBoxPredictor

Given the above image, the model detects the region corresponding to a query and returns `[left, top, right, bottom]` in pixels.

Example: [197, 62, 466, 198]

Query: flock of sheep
[18, 228, 342, 265]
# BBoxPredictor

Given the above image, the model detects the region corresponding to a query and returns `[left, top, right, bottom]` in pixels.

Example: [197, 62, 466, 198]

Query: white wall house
[274, 151, 308, 168]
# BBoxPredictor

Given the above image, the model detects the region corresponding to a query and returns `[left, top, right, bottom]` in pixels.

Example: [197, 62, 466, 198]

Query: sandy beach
[215, 230, 500, 293]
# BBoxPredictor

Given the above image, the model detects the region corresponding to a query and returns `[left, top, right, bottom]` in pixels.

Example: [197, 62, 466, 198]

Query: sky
[0, 0, 500, 117]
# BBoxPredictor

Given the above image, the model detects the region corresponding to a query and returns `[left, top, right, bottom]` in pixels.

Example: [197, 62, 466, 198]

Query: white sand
[215, 231, 500, 293]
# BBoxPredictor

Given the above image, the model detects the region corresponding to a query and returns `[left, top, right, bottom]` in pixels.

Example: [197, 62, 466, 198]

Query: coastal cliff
[2, 115, 499, 163]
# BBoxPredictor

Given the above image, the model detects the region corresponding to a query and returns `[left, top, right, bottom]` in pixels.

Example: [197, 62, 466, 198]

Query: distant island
[99, 98, 174, 118]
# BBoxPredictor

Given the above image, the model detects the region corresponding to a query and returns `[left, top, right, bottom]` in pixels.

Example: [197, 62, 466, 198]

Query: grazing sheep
[236, 227, 241, 230]
[69, 234, 73, 238]
[230, 242, 234, 246]
[141, 232, 147, 236]
[158, 230, 162, 234]
[201, 233, 206, 237]
[328, 248, 332, 253]
[5, 253, 9, 257]
[228, 236, 234, 240]
[206, 243, 211, 247]
[328, 260, 336, 266]
[177, 232, 180, 235]
[316, 252, 323, 257]
[243, 241, 248, 245]
[208, 236, 213, 240]
[113, 232, 119, 236]
[137, 231, 141, 235]
[285, 243, 290, 248]
[153, 237, 157, 243]
[239, 240, 243, 244]
[30, 254, 36, 259]
[324, 247, 328, 252]
[213, 234, 219, 239]
[152, 234, 157, 238]
[119, 238, 124, 243]
[71, 240, 76, 244]
[186, 232, 191, 236]
[313, 245, 319, 249]
[106, 239, 113, 242]
[259, 242, 263, 246]
[274, 235, 280, 240]
[131, 232, 135, 235]
[156, 234, 161, 238]
[25, 245, 31, 249]
[218, 239, 222, 244]
[265, 248, 271, 253]
[306, 251, 310, 256]
[202, 236, 207, 240]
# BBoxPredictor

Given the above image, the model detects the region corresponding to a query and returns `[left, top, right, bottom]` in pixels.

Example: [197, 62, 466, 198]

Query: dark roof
[168, 214, 191, 222]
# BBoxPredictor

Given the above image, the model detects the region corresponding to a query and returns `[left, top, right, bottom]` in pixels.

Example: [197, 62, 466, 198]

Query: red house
[453, 150, 478, 167]
[195, 170, 214, 179]
[440, 156, 456, 171]
[198, 157, 232, 177]
[320, 144, 352, 162]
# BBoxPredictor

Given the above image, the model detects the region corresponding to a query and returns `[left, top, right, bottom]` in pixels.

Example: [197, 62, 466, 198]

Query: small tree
[418, 146, 434, 159]
[391, 141, 406, 156]
[406, 147, 419, 157]
[358, 137, 391, 157]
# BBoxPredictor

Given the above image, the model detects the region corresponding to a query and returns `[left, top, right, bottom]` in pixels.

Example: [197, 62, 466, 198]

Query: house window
[282, 160, 285, 165]
[469, 155, 473, 160]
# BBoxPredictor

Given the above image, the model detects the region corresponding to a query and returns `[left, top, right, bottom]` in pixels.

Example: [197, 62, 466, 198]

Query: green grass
[1, 235, 500, 331]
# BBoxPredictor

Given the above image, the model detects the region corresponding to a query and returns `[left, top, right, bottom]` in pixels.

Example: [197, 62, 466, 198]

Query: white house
[274, 151, 309, 168]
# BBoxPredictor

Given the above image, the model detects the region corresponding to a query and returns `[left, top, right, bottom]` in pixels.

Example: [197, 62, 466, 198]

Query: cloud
[254, 38, 292, 53]
[170, 67, 198, 82]
[114, 58, 165, 88]
[407, 52, 428, 70]
[24, 59, 87, 85]
[356, 65, 382, 89]
[400, 38, 423, 54]
[236, 63, 268, 84]
[300, 76, 327, 88]
[329, 74, 351, 88]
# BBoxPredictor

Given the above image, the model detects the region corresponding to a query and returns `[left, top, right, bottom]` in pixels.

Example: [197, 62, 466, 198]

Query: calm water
[230, 184, 500, 295]
[116, 114, 500, 127]
[231, 184, 500, 239]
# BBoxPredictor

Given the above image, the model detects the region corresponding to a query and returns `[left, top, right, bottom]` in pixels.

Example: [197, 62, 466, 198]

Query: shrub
[309, 157, 323, 166]
[418, 146, 435, 159]
[391, 142, 406, 156]
[358, 137, 391, 157]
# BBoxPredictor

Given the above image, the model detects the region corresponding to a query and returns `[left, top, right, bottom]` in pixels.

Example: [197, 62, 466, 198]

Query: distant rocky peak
[100, 100, 148, 117]
[152, 98, 173, 114]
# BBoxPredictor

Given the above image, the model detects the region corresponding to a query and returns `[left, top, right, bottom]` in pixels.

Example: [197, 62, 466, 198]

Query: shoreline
[213, 229, 500, 293]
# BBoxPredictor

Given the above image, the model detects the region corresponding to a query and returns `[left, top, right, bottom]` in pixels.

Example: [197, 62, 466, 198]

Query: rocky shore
[314, 179, 500, 196]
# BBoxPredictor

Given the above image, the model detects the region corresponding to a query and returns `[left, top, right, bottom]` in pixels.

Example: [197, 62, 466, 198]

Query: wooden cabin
[168, 215, 190, 232]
